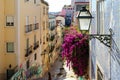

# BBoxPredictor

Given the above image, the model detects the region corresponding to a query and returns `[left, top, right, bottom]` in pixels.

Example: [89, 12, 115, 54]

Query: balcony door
[34, 35, 36, 43]
[26, 38, 29, 49]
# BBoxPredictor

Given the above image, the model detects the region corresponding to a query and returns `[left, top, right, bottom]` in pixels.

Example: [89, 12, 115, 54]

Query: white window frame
[97, 0, 105, 34]
[6, 16, 14, 26]
[6, 42, 14, 53]
[26, 16, 29, 25]
[26, 16, 29, 32]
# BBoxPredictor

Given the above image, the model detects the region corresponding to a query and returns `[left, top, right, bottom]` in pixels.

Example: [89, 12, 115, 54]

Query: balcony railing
[25, 46, 33, 57]
[34, 41, 39, 50]
[34, 23, 39, 30]
[25, 24, 32, 33]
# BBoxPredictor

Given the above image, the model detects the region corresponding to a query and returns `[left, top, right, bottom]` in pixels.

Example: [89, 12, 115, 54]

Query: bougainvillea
[62, 27, 89, 76]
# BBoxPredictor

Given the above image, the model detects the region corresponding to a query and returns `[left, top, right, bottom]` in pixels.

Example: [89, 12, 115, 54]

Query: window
[97, 66, 103, 80]
[43, 21, 45, 30]
[34, 0, 36, 4]
[26, 60, 29, 69]
[34, 35, 36, 43]
[43, 7, 45, 15]
[46, 8, 48, 15]
[26, 38, 29, 49]
[6, 42, 14, 53]
[26, 16, 29, 25]
[34, 53, 37, 60]
[34, 0, 40, 5]
[6, 16, 14, 26]
[97, 0, 104, 34]
[34, 16, 37, 30]
[25, 16, 29, 32]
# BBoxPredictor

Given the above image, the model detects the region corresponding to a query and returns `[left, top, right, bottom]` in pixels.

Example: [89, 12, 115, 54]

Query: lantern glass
[78, 11, 91, 31]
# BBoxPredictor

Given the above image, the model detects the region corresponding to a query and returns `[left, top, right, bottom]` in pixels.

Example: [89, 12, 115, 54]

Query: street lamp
[77, 6, 112, 47]
[77, 6, 92, 32]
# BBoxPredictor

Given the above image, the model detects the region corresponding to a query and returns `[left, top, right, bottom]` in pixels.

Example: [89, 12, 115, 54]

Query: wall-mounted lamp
[77, 6, 112, 47]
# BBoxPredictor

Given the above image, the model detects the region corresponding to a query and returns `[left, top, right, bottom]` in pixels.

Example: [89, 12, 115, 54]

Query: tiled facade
[90, 0, 120, 80]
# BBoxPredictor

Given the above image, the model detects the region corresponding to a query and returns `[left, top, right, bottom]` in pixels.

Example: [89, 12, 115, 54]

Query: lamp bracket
[89, 34, 111, 47]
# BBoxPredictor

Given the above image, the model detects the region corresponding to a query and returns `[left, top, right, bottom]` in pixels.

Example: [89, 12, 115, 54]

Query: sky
[44, 0, 71, 12]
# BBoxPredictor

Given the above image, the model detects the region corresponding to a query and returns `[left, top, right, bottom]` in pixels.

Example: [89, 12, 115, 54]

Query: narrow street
[48, 55, 77, 80]
[1, 0, 120, 80]
[35, 55, 78, 80]
[33, 26, 78, 80]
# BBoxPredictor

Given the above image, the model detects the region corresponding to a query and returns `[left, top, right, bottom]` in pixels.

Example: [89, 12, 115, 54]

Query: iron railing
[25, 24, 32, 33]
[34, 41, 39, 50]
[25, 46, 33, 57]
[34, 23, 39, 30]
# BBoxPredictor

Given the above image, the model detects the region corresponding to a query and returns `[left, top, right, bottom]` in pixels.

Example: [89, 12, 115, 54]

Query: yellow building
[40, 0, 50, 77]
[0, 0, 49, 79]
[0, 0, 5, 79]
[40, 1, 61, 77]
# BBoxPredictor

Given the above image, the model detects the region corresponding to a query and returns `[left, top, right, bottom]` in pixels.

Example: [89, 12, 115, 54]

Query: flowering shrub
[62, 27, 89, 76]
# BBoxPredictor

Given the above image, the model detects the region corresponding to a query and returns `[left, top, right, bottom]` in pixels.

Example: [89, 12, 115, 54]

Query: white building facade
[89, 0, 120, 80]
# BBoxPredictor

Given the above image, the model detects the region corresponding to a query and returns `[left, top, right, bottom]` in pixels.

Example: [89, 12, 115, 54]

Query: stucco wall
[0, 0, 5, 74]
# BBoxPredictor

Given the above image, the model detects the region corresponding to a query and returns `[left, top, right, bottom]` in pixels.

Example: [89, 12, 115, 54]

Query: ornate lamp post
[77, 6, 112, 47]
[77, 6, 92, 32]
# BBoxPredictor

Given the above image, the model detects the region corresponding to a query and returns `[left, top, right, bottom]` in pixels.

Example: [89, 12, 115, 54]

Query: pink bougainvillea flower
[62, 27, 89, 76]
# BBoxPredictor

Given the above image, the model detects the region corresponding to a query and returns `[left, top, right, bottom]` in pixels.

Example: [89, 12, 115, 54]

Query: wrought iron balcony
[34, 41, 39, 50]
[25, 46, 33, 57]
[34, 23, 39, 30]
[25, 24, 32, 33]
